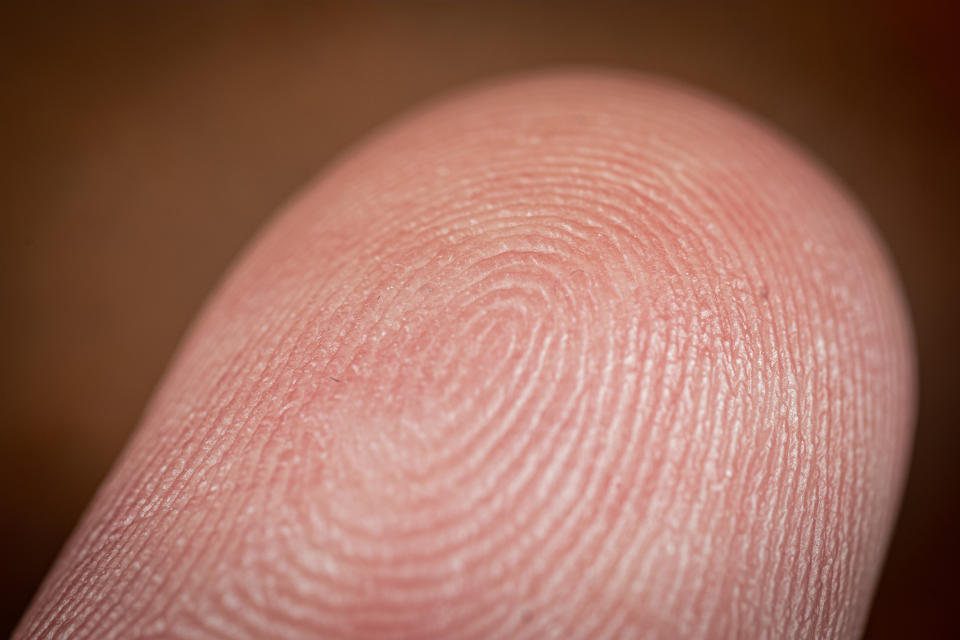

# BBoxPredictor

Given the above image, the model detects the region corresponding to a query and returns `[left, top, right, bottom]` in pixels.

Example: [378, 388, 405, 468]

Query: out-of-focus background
[1, 2, 957, 636]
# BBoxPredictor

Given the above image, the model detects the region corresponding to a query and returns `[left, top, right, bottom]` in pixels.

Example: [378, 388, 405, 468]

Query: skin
[15, 72, 915, 639]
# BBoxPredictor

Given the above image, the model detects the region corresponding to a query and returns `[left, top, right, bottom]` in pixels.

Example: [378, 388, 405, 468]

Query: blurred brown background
[1, 2, 957, 637]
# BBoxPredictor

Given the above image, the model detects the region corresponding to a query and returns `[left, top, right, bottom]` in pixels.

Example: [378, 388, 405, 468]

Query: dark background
[2, 2, 957, 637]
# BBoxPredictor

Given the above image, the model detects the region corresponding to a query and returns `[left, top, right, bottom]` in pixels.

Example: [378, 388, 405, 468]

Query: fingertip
[19, 71, 915, 639]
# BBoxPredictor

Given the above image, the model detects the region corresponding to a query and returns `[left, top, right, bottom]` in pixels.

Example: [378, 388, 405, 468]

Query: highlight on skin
[17, 71, 915, 639]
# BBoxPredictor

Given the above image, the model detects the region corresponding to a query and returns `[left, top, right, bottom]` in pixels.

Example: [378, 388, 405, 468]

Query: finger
[17, 71, 915, 639]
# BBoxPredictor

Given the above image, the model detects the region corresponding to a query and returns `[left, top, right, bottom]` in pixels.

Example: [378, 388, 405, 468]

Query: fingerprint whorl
[250, 198, 666, 638]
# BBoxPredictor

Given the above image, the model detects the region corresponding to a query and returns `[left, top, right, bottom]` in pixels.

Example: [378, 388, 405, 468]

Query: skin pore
[16, 72, 915, 639]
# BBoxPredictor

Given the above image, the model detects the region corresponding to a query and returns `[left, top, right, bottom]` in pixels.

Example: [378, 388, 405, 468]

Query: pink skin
[16, 72, 914, 639]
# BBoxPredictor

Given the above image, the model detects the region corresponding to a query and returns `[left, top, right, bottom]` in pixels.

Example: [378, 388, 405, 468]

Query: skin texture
[16, 72, 914, 639]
